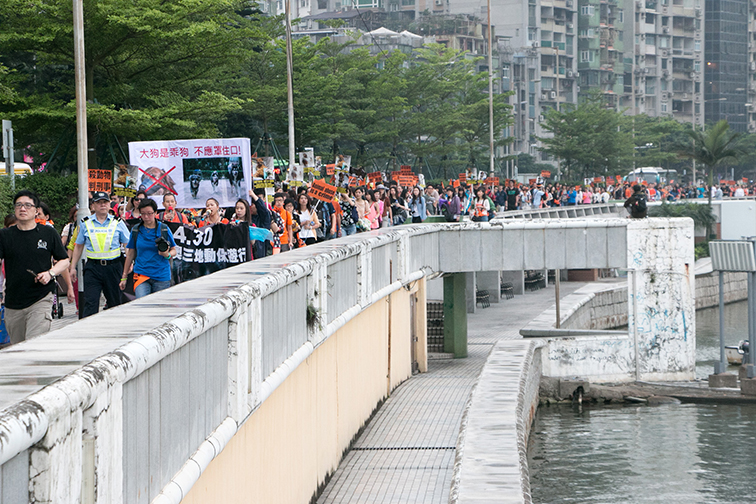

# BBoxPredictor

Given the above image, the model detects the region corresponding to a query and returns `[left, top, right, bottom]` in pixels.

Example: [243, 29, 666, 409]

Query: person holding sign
[294, 193, 320, 246]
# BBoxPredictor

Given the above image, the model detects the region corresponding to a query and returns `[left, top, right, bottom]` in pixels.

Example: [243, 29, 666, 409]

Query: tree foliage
[1, 3, 513, 178]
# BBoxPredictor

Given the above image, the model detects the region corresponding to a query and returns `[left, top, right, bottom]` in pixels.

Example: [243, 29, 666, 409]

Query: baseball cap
[91, 191, 110, 203]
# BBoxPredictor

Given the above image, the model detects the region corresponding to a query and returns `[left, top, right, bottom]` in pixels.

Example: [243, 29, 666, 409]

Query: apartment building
[750, 0, 756, 133]
[578, 0, 624, 107]
[704, 0, 748, 132]
[619, 0, 703, 126]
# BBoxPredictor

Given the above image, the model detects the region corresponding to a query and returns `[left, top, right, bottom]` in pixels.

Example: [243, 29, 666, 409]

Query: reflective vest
[83, 217, 122, 260]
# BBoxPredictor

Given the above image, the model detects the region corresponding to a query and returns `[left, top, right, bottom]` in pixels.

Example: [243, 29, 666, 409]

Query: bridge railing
[0, 219, 639, 504]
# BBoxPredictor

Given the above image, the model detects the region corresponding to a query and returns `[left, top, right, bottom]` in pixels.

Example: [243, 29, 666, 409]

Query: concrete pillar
[444, 273, 468, 358]
[477, 271, 501, 303]
[465, 271, 477, 314]
[501, 270, 525, 295]
[627, 218, 695, 381]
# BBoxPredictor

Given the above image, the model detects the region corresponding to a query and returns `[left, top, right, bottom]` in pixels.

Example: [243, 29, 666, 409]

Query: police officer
[69, 191, 130, 318]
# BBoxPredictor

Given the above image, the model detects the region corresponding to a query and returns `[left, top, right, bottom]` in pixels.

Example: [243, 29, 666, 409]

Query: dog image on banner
[128, 138, 252, 209]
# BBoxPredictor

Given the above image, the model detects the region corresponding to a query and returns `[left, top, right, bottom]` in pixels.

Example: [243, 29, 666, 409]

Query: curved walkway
[317, 281, 587, 504]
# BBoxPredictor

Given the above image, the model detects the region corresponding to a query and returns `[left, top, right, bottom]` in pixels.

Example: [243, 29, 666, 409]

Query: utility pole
[73, 0, 89, 223]
[285, 0, 296, 175]
[2, 120, 14, 191]
[487, 0, 495, 175]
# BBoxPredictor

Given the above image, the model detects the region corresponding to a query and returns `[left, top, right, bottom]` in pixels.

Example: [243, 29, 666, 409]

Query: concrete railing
[0, 218, 688, 504]
[494, 202, 623, 220]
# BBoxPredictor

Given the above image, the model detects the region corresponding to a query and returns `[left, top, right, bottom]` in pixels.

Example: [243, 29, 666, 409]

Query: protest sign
[367, 171, 383, 186]
[128, 138, 251, 209]
[541, 170, 551, 179]
[459, 173, 467, 185]
[485, 177, 500, 186]
[310, 179, 337, 202]
[113, 164, 138, 199]
[88, 169, 112, 194]
[333, 154, 352, 190]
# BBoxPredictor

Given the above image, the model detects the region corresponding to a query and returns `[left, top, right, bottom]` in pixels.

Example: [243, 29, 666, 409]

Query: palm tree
[683, 120, 741, 239]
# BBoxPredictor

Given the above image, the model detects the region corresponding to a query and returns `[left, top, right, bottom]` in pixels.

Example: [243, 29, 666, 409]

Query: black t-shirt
[506, 189, 518, 208]
[0, 224, 68, 309]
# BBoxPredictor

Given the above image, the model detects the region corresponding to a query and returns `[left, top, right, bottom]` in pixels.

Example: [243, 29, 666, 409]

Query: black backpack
[632, 194, 647, 215]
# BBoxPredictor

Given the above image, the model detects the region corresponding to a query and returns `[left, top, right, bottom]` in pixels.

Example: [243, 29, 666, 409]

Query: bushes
[647, 202, 716, 235]
[0, 173, 79, 230]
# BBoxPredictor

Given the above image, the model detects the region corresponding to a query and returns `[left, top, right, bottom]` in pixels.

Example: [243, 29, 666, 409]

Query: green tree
[0, 0, 264, 170]
[681, 119, 741, 238]
[538, 94, 633, 180]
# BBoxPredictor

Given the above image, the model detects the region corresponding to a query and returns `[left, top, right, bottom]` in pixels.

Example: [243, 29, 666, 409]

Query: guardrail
[0, 218, 684, 504]
[494, 202, 623, 220]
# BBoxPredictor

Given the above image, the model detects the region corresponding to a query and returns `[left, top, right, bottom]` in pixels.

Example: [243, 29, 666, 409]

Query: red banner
[367, 171, 382, 185]
[540, 170, 551, 179]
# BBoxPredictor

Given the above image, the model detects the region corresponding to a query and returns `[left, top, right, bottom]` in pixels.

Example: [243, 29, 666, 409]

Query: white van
[625, 167, 678, 185]
[0, 162, 33, 177]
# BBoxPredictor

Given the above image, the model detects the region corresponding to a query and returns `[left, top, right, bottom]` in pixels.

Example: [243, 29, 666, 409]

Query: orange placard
[593, 177, 603, 183]
[485, 177, 500, 186]
[540, 170, 551, 179]
[743, 177, 750, 183]
[400, 165, 413, 174]
[326, 164, 335, 176]
[88, 169, 112, 193]
[529, 179, 537, 185]
[453, 179, 460, 188]
[616, 175, 622, 183]
[367, 171, 382, 185]
[397, 175, 418, 187]
[310, 179, 337, 202]
[459, 173, 467, 184]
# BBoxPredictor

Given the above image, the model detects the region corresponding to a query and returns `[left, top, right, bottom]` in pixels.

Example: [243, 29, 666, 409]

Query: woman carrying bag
[120, 199, 177, 298]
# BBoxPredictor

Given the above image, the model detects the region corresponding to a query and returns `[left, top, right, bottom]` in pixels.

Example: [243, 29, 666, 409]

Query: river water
[530, 300, 756, 504]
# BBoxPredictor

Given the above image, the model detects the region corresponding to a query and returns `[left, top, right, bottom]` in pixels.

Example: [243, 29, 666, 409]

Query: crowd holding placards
[2, 169, 754, 347]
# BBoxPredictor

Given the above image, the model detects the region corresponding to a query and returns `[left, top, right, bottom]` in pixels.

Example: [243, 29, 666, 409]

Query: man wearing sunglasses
[69, 191, 130, 318]
[0, 190, 70, 344]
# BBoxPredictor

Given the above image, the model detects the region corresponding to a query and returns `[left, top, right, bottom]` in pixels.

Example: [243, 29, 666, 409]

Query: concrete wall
[695, 271, 748, 309]
[182, 292, 417, 504]
[537, 219, 696, 382]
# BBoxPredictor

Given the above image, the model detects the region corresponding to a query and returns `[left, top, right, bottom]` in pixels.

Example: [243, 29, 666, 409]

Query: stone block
[741, 378, 756, 396]
[708, 373, 738, 388]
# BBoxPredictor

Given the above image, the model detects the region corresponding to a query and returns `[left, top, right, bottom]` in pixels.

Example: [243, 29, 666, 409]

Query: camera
[155, 236, 170, 253]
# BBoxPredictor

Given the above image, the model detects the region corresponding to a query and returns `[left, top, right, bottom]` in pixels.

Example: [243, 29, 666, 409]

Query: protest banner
[616, 175, 622, 183]
[541, 170, 551, 179]
[743, 177, 749, 184]
[593, 177, 604, 184]
[128, 138, 251, 209]
[453, 179, 460, 188]
[459, 173, 467, 185]
[299, 149, 317, 180]
[529, 178, 537, 185]
[485, 177, 500, 186]
[88, 169, 112, 194]
[333, 154, 352, 190]
[310, 179, 337, 202]
[124, 219, 251, 285]
[367, 171, 382, 186]
[112, 164, 137, 199]
[252, 155, 276, 203]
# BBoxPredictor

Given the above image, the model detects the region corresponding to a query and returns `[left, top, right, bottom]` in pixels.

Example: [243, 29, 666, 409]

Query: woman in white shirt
[295, 193, 320, 246]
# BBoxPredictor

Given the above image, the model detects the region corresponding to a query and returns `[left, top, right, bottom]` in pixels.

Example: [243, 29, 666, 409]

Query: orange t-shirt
[273, 207, 293, 244]
[198, 217, 229, 227]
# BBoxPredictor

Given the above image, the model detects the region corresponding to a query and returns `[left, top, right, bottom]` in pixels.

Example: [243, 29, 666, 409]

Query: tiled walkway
[317, 281, 587, 504]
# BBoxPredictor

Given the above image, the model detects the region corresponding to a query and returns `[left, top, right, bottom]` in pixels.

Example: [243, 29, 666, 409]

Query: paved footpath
[317, 281, 588, 504]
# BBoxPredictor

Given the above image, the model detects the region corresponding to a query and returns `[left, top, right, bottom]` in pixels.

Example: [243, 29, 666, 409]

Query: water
[529, 300, 756, 504]
[695, 300, 748, 379]
[529, 403, 756, 504]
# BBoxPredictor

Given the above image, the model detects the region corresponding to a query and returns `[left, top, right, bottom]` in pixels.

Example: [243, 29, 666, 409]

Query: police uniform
[75, 211, 130, 317]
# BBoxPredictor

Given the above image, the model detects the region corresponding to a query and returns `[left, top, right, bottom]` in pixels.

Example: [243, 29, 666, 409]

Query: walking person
[0, 190, 70, 344]
[69, 191, 130, 318]
[120, 199, 177, 298]
[408, 186, 427, 223]
[624, 184, 648, 219]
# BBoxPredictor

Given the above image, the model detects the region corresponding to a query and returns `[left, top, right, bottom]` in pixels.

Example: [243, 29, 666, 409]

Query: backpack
[131, 221, 171, 260]
[632, 194, 647, 215]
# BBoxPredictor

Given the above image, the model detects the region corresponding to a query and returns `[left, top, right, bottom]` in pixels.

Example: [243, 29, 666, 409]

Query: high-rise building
[704, 0, 748, 131]
[749, 1, 756, 133]
[578, 0, 624, 107]
[623, 0, 704, 126]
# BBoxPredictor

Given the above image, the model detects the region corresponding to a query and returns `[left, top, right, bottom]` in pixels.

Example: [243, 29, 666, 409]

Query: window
[619, 10, 624, 22]
[659, 36, 668, 48]
[694, 60, 700, 72]
[581, 50, 594, 62]
[502, 65, 510, 79]
[580, 5, 594, 15]
[542, 77, 555, 89]
[661, 102, 668, 112]
[695, 40, 701, 51]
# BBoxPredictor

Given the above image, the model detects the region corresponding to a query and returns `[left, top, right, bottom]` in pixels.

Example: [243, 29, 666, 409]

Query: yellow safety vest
[83, 217, 122, 260]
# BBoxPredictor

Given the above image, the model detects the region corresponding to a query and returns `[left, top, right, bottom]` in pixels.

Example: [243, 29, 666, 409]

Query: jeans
[342, 224, 357, 236]
[135, 278, 172, 298]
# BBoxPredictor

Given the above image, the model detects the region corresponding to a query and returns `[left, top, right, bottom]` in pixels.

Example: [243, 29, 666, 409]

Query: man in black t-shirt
[0, 190, 69, 344]
[505, 180, 520, 210]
